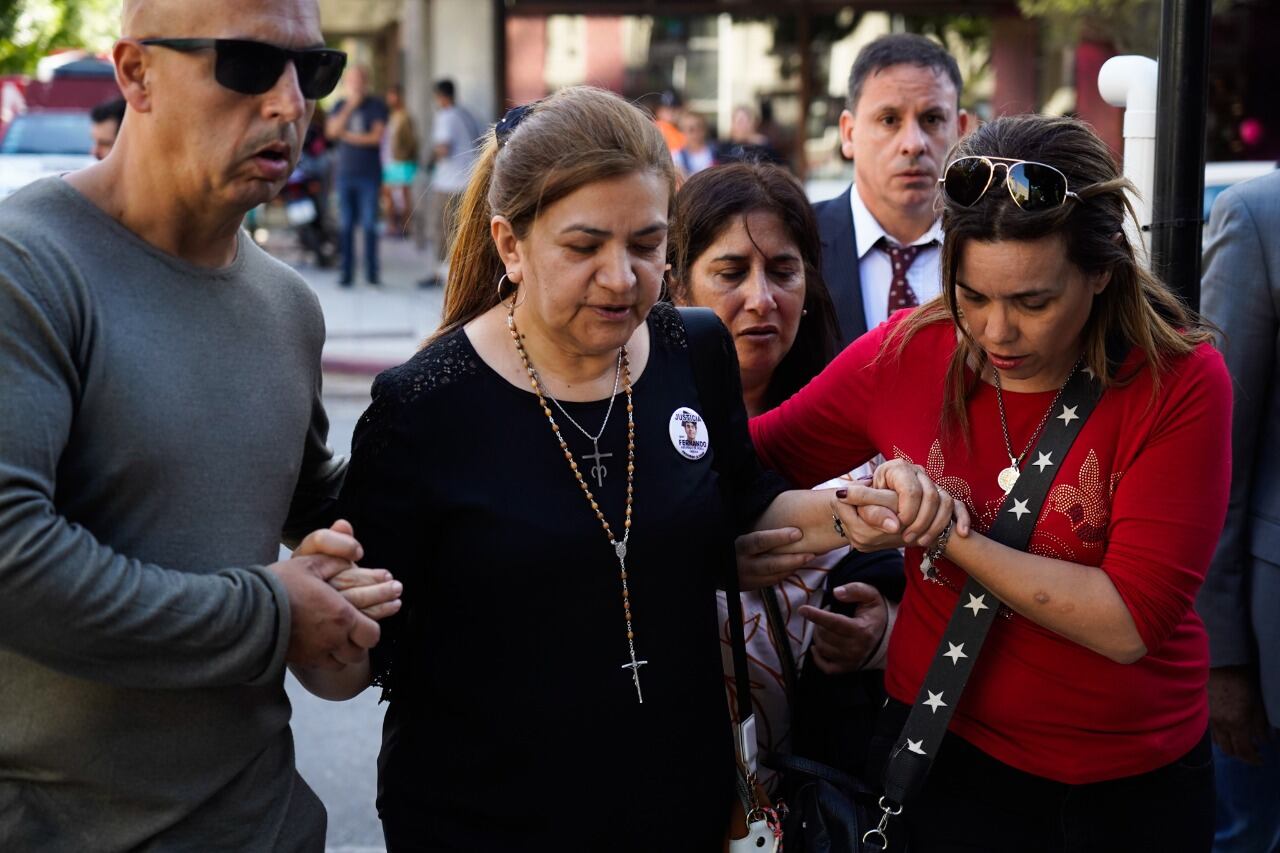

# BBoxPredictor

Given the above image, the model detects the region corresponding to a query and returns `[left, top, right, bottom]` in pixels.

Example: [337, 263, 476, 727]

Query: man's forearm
[0, 501, 287, 689]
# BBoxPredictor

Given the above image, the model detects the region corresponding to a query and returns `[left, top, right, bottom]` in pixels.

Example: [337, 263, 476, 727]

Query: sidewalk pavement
[264, 228, 446, 378]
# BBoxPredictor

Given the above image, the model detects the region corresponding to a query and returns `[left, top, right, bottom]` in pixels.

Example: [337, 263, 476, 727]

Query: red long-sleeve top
[750, 312, 1231, 783]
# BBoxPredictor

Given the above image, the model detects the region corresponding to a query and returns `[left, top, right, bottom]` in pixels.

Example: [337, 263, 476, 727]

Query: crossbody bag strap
[677, 306, 757, 764]
[872, 364, 1107, 841]
[761, 585, 800, 708]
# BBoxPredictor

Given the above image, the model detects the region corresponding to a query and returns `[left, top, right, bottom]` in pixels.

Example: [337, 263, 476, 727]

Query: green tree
[1, 0, 121, 76]
[1019, 0, 1237, 56]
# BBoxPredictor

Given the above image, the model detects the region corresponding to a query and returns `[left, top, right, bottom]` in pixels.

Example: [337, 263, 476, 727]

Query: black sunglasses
[140, 38, 347, 99]
[940, 155, 1082, 212]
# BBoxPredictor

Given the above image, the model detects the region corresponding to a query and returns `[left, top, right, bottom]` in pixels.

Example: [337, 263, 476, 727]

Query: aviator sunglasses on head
[140, 38, 348, 99]
[940, 155, 1082, 212]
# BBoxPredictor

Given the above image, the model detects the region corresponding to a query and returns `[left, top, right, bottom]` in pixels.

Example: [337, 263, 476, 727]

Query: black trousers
[869, 699, 1215, 853]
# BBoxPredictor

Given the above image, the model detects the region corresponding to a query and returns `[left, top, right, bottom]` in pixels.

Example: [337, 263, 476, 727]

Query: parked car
[0, 109, 95, 201]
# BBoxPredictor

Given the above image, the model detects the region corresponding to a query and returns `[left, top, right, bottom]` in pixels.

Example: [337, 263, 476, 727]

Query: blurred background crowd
[3, 0, 1278, 234]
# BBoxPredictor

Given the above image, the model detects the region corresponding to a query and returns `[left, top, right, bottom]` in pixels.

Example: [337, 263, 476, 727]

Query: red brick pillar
[991, 13, 1039, 116]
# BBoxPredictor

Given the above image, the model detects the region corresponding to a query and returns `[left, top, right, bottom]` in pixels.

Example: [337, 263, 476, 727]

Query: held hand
[831, 485, 903, 551]
[798, 583, 888, 674]
[294, 520, 402, 621]
[841, 461, 972, 549]
[871, 459, 964, 546]
[734, 528, 814, 591]
[270, 523, 382, 671]
[1208, 666, 1271, 764]
[329, 567, 403, 621]
[293, 519, 363, 563]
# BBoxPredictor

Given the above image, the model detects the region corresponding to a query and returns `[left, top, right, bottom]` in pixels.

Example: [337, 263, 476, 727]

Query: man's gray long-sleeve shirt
[0, 178, 344, 850]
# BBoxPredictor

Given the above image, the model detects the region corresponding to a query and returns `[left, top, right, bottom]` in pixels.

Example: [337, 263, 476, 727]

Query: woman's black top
[341, 303, 786, 851]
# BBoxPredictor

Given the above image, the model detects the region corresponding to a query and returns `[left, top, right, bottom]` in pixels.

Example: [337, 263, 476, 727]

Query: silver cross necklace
[536, 350, 623, 488]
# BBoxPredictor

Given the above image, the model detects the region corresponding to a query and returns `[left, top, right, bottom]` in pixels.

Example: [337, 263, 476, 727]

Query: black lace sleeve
[340, 367, 428, 701]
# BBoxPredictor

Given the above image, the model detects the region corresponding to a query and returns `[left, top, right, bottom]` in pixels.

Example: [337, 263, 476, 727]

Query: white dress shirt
[849, 183, 944, 329]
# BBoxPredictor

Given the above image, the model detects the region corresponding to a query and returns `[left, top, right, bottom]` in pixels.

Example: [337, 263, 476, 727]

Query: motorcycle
[282, 151, 338, 269]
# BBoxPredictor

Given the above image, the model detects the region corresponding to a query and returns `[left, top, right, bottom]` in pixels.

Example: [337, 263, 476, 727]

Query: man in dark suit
[775, 34, 967, 781]
[814, 34, 968, 348]
[1198, 168, 1280, 853]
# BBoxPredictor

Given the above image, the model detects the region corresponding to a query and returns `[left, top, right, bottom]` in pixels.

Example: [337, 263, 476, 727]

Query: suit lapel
[817, 186, 867, 349]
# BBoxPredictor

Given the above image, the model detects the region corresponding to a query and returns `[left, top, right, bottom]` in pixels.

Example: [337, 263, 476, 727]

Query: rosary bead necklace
[507, 298, 646, 703]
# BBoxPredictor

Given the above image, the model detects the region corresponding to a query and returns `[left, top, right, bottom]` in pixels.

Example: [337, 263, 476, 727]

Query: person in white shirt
[421, 78, 481, 287]
[812, 33, 968, 348]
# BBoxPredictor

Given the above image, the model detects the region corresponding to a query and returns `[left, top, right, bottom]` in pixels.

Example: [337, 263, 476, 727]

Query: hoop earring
[497, 272, 525, 309]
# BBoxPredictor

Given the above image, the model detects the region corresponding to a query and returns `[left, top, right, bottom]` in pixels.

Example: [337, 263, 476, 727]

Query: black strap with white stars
[879, 363, 1105, 813]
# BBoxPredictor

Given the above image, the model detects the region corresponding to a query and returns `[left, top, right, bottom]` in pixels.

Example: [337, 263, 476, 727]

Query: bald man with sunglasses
[0, 1, 396, 850]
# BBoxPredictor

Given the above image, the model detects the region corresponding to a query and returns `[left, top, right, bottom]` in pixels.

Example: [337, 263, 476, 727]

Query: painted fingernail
[836, 488, 848, 499]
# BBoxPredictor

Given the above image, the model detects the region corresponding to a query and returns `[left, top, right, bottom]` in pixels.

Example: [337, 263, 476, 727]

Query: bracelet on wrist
[924, 517, 955, 563]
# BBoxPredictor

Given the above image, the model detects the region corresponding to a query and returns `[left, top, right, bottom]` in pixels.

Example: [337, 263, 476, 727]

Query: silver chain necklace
[992, 358, 1080, 495]
[525, 347, 623, 488]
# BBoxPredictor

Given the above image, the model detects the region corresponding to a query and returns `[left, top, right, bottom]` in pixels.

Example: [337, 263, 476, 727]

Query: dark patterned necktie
[879, 238, 925, 314]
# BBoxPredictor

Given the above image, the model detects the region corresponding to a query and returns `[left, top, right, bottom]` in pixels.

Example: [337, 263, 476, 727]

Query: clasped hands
[268, 519, 401, 672]
[735, 459, 971, 675]
[833, 458, 972, 553]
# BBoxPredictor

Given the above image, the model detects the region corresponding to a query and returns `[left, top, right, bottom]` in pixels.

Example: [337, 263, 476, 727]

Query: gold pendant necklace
[507, 299, 645, 703]
[992, 359, 1080, 495]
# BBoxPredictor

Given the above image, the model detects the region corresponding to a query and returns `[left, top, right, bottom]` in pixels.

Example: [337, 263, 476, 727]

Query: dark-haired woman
[668, 162, 906, 784]
[291, 87, 953, 851]
[750, 114, 1230, 850]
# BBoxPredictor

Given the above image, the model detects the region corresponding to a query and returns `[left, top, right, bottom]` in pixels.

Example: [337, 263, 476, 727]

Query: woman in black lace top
[293, 87, 957, 851]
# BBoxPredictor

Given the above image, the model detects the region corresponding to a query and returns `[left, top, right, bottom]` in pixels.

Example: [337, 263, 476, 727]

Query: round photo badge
[669, 406, 710, 461]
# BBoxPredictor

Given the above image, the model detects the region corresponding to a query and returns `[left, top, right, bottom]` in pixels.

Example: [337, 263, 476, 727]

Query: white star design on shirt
[906, 739, 927, 755]
[965, 594, 988, 616]
[924, 691, 947, 713]
[1082, 366, 1096, 380]
[1033, 452, 1054, 472]
[1009, 498, 1030, 520]
[944, 642, 967, 664]
[1057, 404, 1079, 425]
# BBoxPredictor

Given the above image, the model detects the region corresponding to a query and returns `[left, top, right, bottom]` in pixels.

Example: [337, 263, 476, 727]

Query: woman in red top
[750, 114, 1230, 851]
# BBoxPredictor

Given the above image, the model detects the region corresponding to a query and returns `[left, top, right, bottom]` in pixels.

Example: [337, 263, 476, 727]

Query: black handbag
[758, 582, 880, 853]
[765, 753, 877, 853]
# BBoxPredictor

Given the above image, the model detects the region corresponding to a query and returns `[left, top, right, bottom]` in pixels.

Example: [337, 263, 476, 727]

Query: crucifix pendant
[614, 539, 645, 703]
[621, 654, 648, 703]
[584, 441, 612, 488]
